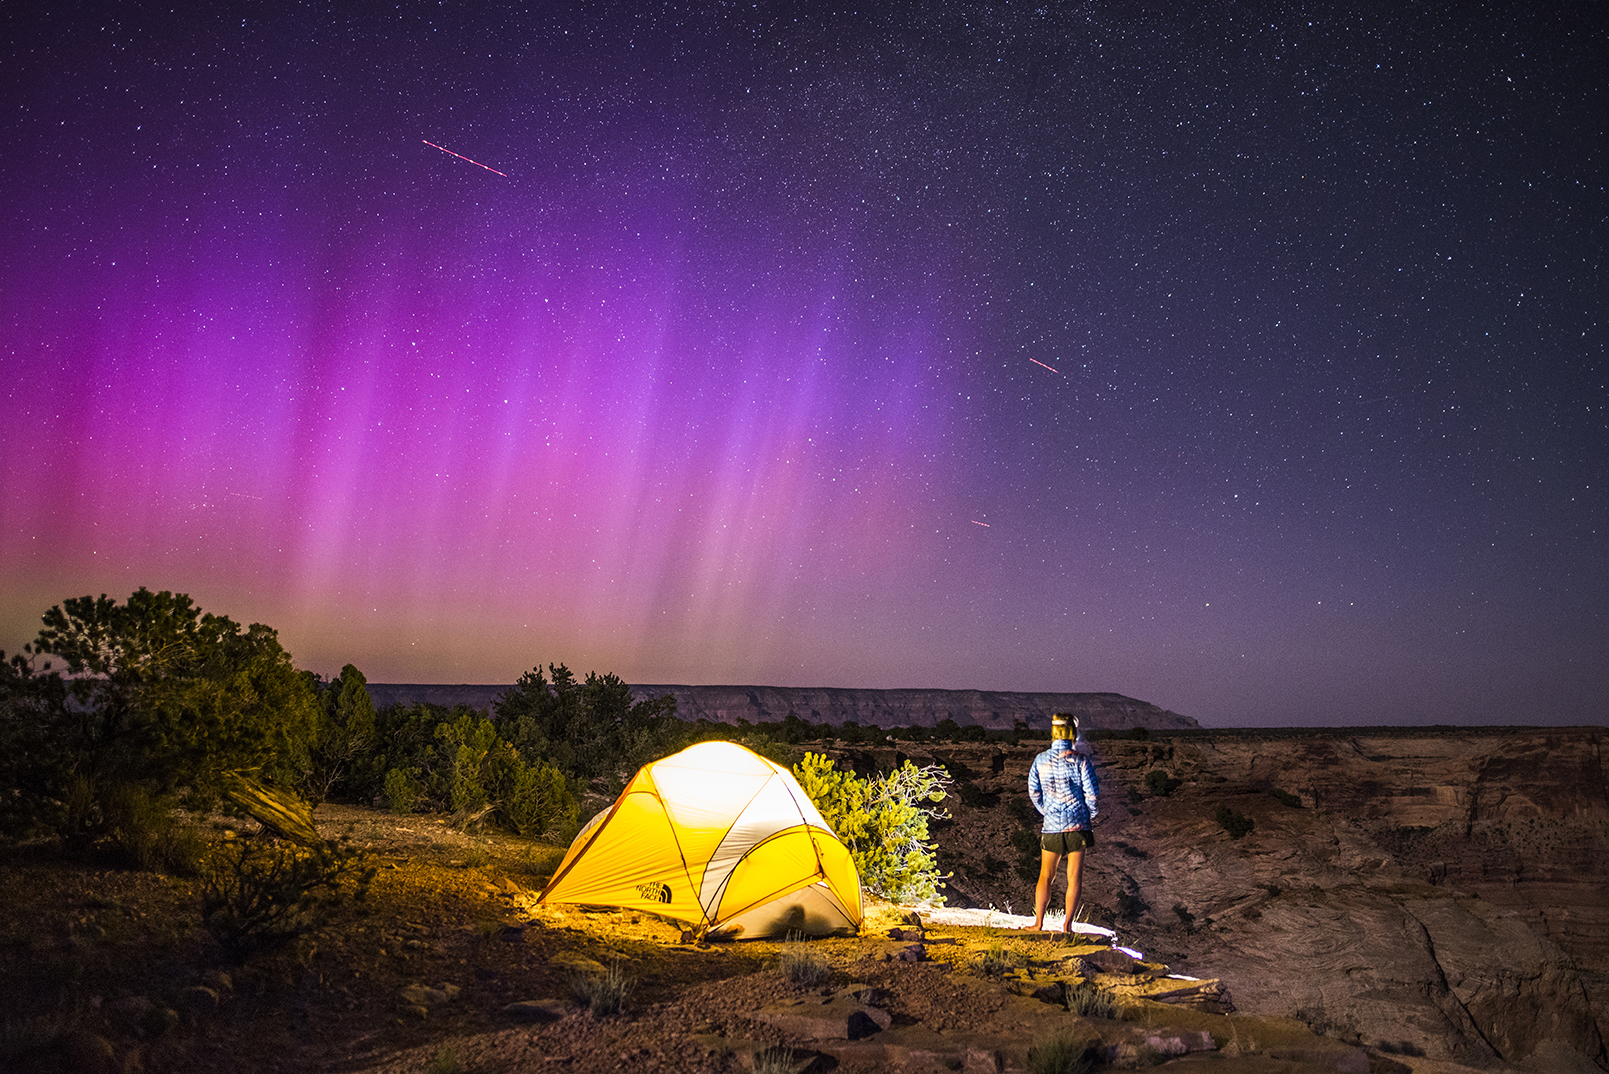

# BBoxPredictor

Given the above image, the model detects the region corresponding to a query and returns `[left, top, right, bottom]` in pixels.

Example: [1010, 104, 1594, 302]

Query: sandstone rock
[818, 1022, 1005, 1072]
[1106, 1028, 1215, 1060]
[398, 982, 460, 1008]
[1029, 981, 1068, 1006]
[1513, 1037, 1609, 1074]
[832, 984, 891, 1007]
[1112, 976, 1233, 1013]
[752, 995, 891, 1040]
[1049, 729, 1609, 1067]
[1080, 948, 1138, 975]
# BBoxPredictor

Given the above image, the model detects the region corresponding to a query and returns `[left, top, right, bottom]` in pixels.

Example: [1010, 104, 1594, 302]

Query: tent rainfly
[535, 741, 862, 938]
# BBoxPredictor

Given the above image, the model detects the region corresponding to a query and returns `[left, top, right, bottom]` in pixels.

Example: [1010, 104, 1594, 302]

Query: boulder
[752, 995, 892, 1040]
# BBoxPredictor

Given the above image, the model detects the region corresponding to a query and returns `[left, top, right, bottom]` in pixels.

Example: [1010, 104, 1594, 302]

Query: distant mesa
[364, 683, 1198, 732]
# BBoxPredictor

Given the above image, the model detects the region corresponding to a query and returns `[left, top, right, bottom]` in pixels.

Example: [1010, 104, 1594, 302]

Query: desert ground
[3, 727, 1605, 1074]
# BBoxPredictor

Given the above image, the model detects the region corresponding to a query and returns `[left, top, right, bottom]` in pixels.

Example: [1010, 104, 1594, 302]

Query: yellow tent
[535, 741, 862, 938]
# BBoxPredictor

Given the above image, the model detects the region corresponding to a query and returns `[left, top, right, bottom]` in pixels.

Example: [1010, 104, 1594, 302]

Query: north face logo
[636, 882, 672, 904]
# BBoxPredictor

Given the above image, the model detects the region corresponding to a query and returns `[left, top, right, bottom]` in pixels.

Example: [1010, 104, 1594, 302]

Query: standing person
[1029, 713, 1100, 932]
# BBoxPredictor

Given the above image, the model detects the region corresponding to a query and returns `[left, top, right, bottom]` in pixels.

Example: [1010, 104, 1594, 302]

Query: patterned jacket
[1028, 739, 1099, 833]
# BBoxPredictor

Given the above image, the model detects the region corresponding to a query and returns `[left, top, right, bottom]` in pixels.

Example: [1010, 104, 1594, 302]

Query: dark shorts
[1041, 829, 1094, 854]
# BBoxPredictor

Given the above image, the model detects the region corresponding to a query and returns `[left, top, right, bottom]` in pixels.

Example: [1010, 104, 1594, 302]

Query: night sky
[2, 2, 1604, 727]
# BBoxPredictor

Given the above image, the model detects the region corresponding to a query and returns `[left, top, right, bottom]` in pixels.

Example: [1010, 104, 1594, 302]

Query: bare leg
[1062, 848, 1085, 930]
[1032, 850, 1062, 930]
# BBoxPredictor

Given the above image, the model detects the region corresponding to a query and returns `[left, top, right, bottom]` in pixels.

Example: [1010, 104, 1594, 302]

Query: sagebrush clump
[1028, 1034, 1100, 1074]
[200, 837, 375, 956]
[570, 961, 632, 1016]
[777, 940, 831, 987]
[793, 752, 950, 904]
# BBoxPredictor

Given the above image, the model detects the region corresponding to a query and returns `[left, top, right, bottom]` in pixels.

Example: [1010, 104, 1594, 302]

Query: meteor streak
[1029, 358, 1059, 373]
[422, 139, 508, 176]
[971, 520, 991, 527]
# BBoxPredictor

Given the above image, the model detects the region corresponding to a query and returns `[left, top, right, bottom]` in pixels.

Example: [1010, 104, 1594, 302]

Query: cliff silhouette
[365, 683, 1200, 732]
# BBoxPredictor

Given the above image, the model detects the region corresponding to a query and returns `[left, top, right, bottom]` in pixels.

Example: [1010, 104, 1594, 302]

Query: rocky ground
[2, 726, 1605, 1074]
[821, 729, 1609, 1073]
[0, 803, 1365, 1074]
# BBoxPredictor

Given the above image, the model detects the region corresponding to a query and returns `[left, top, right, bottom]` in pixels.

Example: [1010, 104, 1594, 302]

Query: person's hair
[1051, 712, 1077, 741]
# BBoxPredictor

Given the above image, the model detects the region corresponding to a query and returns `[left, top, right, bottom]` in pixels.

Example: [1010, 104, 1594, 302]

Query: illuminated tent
[535, 741, 862, 938]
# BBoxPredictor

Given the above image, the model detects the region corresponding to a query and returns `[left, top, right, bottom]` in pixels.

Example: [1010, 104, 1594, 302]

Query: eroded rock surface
[828, 727, 1609, 1070]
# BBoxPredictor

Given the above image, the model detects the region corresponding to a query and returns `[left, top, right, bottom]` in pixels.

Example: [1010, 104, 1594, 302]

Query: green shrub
[973, 939, 1021, 977]
[104, 783, 207, 874]
[1144, 770, 1176, 797]
[520, 843, 566, 882]
[1172, 902, 1196, 928]
[1066, 981, 1119, 1019]
[201, 837, 375, 957]
[430, 712, 578, 838]
[1214, 804, 1255, 840]
[1269, 788, 1302, 808]
[4, 591, 319, 848]
[495, 664, 677, 783]
[30, 589, 320, 807]
[486, 746, 576, 839]
[1028, 1034, 1099, 1074]
[753, 1046, 797, 1074]
[571, 961, 631, 1016]
[777, 939, 830, 987]
[794, 753, 950, 904]
[36, 776, 205, 873]
[383, 768, 421, 814]
[303, 664, 377, 805]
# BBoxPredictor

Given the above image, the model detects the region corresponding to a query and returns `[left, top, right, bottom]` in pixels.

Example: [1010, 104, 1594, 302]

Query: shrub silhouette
[1145, 770, 1179, 797]
[1215, 804, 1255, 839]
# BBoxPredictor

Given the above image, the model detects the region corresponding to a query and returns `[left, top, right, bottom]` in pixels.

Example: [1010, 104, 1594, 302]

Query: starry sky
[2, 2, 1604, 728]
